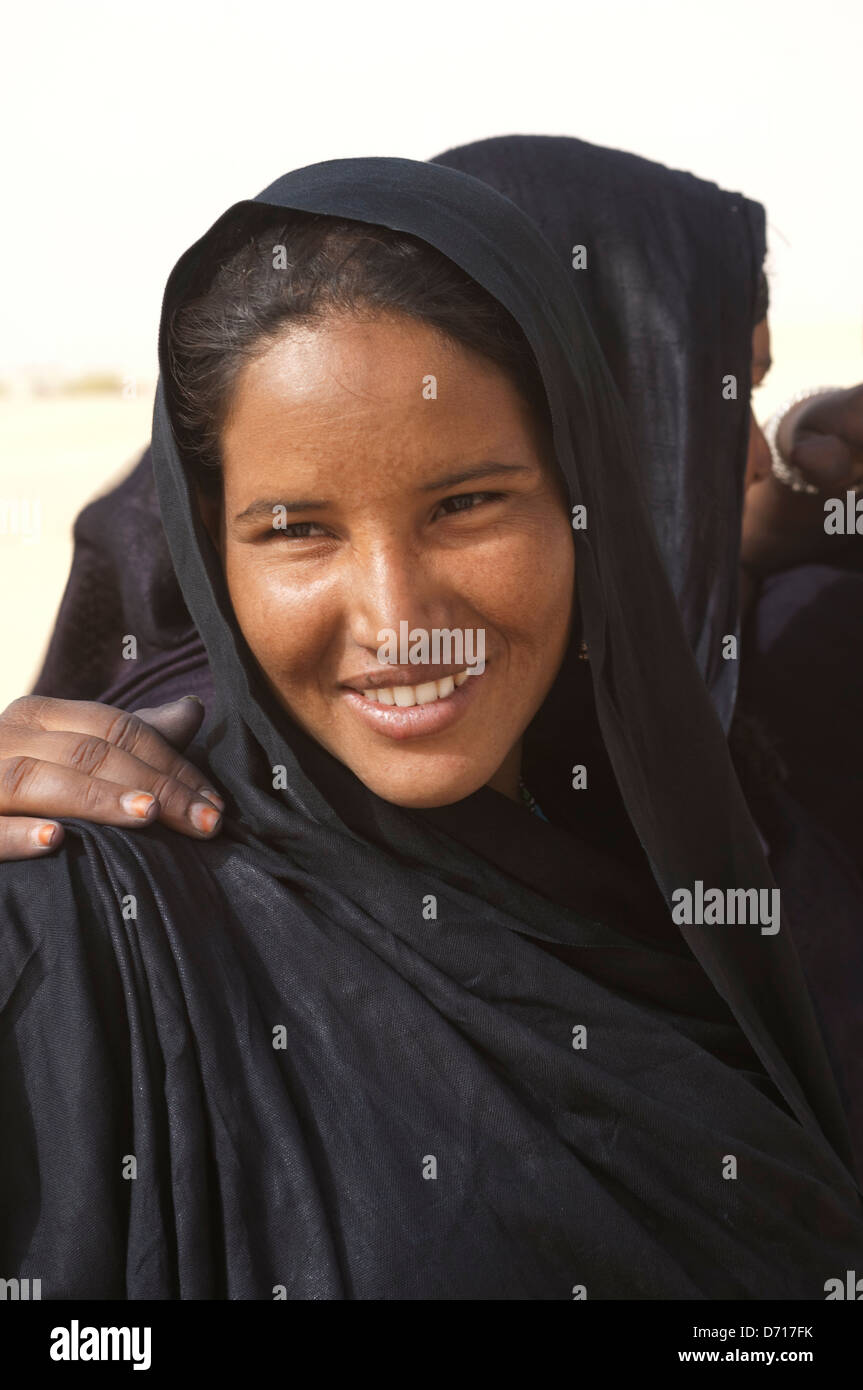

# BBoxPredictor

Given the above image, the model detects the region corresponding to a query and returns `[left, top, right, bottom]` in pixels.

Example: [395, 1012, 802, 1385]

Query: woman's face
[208, 311, 575, 808]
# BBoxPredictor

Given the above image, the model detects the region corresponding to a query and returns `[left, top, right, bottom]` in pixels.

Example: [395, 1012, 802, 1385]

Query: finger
[135, 695, 205, 751]
[0, 816, 65, 863]
[831, 384, 863, 450]
[10, 696, 222, 804]
[791, 432, 855, 488]
[0, 757, 222, 838]
[0, 731, 225, 831]
[797, 386, 863, 451]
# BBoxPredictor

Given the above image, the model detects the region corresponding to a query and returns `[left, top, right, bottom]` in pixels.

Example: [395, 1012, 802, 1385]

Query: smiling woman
[214, 314, 570, 806]
[1, 156, 862, 1300]
[167, 212, 573, 807]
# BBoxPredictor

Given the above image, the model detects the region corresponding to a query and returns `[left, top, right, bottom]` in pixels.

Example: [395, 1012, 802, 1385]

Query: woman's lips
[341, 667, 484, 740]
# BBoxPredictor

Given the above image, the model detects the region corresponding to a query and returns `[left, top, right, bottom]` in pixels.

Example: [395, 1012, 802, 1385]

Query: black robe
[3, 155, 862, 1299]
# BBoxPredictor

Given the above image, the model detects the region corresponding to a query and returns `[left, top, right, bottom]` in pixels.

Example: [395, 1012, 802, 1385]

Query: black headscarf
[432, 135, 763, 731]
[5, 156, 862, 1300]
[34, 134, 762, 733]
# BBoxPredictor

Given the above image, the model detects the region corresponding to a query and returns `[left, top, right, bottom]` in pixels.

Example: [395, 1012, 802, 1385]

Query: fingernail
[200, 789, 225, 811]
[32, 823, 58, 848]
[121, 791, 158, 819]
[189, 802, 221, 834]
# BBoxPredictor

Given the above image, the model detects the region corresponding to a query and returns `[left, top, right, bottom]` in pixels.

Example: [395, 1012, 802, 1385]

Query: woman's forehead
[220, 316, 545, 482]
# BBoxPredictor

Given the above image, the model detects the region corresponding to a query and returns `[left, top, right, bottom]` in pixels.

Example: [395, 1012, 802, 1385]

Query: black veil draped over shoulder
[4, 156, 862, 1300]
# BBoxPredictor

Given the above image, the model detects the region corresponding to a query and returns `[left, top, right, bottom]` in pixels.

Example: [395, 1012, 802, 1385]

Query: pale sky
[2, 0, 861, 379]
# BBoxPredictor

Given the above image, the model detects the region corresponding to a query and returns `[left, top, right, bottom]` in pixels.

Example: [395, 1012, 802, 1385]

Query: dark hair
[167, 209, 550, 492]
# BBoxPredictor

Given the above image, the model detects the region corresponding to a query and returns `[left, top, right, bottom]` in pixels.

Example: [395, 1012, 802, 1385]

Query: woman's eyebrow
[234, 464, 533, 522]
[419, 462, 532, 492]
[234, 497, 329, 522]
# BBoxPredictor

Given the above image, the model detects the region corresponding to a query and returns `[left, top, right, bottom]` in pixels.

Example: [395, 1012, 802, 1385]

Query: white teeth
[358, 670, 472, 706]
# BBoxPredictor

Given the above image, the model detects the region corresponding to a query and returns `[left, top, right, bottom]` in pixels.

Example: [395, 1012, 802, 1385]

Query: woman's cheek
[226, 552, 307, 670]
[469, 523, 573, 630]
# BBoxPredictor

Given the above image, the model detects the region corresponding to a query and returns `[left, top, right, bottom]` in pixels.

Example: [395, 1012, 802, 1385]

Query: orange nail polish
[190, 802, 221, 834]
[201, 789, 225, 812]
[33, 823, 57, 847]
[121, 792, 157, 819]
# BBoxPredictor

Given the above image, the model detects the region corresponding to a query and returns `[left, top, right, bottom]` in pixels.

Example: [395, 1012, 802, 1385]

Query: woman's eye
[267, 521, 331, 541]
[435, 491, 505, 518]
[260, 494, 505, 541]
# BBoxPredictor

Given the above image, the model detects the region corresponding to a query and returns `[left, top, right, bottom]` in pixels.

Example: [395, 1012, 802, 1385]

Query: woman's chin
[352, 759, 502, 810]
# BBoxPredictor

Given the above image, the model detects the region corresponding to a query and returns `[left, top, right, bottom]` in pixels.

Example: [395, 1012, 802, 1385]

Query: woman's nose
[345, 543, 455, 656]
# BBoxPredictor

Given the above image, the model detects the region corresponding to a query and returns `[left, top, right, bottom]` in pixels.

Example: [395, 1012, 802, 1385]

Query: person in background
[740, 276, 863, 879]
